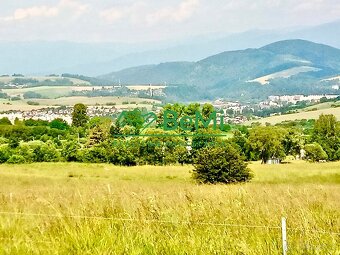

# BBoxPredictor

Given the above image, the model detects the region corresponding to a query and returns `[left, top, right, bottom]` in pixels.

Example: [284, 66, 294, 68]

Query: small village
[1, 93, 338, 126]
[0, 106, 123, 124]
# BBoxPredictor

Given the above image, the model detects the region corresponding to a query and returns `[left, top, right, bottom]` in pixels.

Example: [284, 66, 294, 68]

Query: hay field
[3, 86, 73, 99]
[0, 99, 51, 112]
[31, 96, 159, 106]
[126, 85, 167, 91]
[0, 97, 160, 112]
[0, 161, 339, 254]
[248, 107, 340, 125]
[248, 66, 320, 85]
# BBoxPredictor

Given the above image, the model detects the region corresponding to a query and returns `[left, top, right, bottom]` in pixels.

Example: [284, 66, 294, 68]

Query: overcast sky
[0, 0, 339, 43]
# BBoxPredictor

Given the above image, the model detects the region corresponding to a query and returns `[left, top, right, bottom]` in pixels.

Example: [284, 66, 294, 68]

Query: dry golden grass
[0, 161, 339, 254]
[31, 96, 159, 106]
[0, 96, 160, 112]
[247, 107, 340, 125]
[248, 66, 320, 85]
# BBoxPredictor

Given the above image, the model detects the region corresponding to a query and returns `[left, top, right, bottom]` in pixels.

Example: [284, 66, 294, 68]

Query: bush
[79, 146, 108, 163]
[11, 96, 21, 101]
[0, 117, 12, 125]
[193, 145, 253, 184]
[61, 141, 81, 162]
[15, 144, 34, 163]
[27, 101, 40, 106]
[7, 155, 26, 164]
[304, 143, 328, 162]
[23, 91, 43, 99]
[0, 137, 9, 145]
[0, 146, 10, 163]
[50, 118, 69, 130]
[108, 142, 137, 166]
[0, 92, 9, 99]
[32, 142, 61, 162]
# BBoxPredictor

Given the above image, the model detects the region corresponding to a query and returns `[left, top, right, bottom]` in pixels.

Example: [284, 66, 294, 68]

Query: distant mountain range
[100, 39, 340, 101]
[1, 20, 340, 76]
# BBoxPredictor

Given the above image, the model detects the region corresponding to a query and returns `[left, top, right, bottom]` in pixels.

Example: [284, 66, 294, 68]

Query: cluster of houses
[212, 99, 253, 124]
[0, 106, 126, 124]
[1, 93, 338, 126]
[212, 99, 254, 114]
[210, 94, 339, 123]
[265, 94, 339, 106]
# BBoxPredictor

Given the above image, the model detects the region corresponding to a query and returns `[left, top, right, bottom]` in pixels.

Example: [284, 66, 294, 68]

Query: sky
[0, 0, 340, 43]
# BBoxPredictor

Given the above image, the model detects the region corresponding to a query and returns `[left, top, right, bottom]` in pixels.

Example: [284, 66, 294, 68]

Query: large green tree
[248, 126, 286, 164]
[304, 143, 328, 162]
[72, 103, 89, 127]
[312, 114, 340, 161]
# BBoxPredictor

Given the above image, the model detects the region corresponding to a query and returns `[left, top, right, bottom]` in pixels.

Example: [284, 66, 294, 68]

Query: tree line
[0, 103, 339, 183]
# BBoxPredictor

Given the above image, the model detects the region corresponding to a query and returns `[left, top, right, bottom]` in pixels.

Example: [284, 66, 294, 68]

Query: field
[322, 76, 340, 81]
[3, 86, 120, 99]
[248, 66, 320, 85]
[0, 161, 339, 254]
[126, 85, 167, 91]
[300, 101, 340, 111]
[0, 99, 47, 111]
[0, 76, 90, 85]
[30, 96, 159, 106]
[248, 107, 340, 125]
[3, 86, 74, 99]
[2, 84, 166, 99]
[0, 97, 160, 112]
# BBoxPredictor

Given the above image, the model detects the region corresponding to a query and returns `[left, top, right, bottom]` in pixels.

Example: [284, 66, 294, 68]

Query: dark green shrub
[15, 144, 34, 163]
[0, 146, 10, 163]
[0, 117, 12, 125]
[61, 141, 81, 162]
[108, 141, 137, 166]
[79, 146, 108, 163]
[32, 142, 61, 162]
[193, 145, 252, 184]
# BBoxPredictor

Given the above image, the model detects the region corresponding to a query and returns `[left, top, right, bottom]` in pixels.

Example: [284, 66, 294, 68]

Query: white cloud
[100, 9, 125, 23]
[1, 0, 89, 22]
[2, 6, 58, 21]
[100, 2, 145, 23]
[59, 0, 90, 17]
[0, 0, 339, 43]
[100, 0, 200, 25]
[146, 0, 199, 25]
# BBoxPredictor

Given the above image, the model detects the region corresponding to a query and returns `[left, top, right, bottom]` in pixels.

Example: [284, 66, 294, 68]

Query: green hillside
[100, 40, 340, 101]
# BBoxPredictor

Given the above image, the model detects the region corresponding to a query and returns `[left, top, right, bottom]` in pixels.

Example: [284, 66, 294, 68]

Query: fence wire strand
[1, 211, 339, 235]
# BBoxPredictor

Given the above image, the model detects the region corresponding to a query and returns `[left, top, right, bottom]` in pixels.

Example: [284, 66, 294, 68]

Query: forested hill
[100, 40, 340, 100]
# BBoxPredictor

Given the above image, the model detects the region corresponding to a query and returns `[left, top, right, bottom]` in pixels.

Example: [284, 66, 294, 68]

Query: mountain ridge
[1, 20, 340, 76]
[99, 39, 340, 101]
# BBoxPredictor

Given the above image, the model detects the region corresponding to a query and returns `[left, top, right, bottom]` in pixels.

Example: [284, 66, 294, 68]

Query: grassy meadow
[30, 96, 159, 107]
[3, 86, 74, 99]
[0, 97, 160, 112]
[247, 107, 340, 125]
[0, 161, 339, 254]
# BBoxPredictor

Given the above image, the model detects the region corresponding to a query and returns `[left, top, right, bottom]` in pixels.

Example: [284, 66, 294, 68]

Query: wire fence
[1, 211, 339, 255]
[0, 211, 339, 235]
